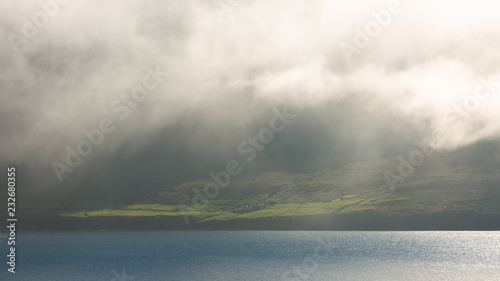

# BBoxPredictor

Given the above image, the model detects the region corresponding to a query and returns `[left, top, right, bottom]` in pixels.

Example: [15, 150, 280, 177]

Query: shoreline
[14, 211, 500, 231]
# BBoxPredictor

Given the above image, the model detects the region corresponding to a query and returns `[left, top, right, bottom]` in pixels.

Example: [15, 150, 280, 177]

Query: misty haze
[1, 0, 500, 280]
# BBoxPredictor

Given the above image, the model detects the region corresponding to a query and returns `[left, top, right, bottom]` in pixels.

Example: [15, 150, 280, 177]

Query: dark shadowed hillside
[18, 140, 500, 230]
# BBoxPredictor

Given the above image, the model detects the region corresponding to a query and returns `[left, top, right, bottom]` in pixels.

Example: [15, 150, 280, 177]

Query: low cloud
[1, 0, 500, 202]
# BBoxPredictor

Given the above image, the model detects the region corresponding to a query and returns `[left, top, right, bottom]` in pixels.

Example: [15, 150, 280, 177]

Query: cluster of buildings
[229, 200, 267, 214]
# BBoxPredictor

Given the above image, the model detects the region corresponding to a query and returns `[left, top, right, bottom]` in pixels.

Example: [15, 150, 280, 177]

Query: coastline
[15, 211, 500, 231]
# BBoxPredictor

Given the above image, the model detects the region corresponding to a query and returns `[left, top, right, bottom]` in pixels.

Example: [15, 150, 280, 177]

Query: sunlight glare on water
[7, 231, 500, 281]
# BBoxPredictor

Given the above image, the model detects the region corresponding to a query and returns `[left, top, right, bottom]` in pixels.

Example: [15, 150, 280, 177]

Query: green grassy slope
[59, 141, 500, 226]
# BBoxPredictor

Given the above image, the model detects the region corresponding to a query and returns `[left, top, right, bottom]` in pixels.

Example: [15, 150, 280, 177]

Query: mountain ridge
[17, 140, 500, 230]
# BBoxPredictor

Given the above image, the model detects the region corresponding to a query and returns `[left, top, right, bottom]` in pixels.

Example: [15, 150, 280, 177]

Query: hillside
[42, 140, 500, 230]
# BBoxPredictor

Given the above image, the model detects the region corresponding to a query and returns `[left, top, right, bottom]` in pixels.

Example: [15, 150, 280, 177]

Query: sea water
[1, 231, 499, 280]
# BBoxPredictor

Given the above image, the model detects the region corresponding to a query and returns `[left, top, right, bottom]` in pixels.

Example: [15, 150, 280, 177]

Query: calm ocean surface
[2, 231, 499, 281]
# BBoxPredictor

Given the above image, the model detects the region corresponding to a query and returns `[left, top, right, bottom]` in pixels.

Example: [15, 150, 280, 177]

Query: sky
[1, 0, 500, 204]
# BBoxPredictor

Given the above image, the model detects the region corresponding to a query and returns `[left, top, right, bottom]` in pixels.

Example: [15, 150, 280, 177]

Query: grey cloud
[1, 0, 499, 204]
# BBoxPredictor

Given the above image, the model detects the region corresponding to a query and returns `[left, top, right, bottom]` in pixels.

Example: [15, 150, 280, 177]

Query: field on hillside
[56, 141, 500, 223]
